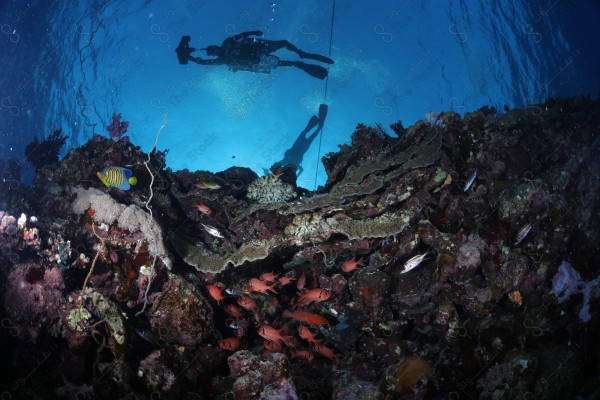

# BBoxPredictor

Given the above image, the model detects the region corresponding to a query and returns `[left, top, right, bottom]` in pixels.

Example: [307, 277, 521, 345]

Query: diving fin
[302, 116, 321, 134]
[299, 51, 334, 64]
[318, 104, 328, 122]
[176, 35, 194, 64]
[294, 62, 328, 80]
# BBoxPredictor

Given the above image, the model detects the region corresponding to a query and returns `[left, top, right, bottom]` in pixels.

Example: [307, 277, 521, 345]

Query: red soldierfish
[257, 325, 296, 347]
[283, 310, 329, 325]
[341, 257, 366, 272]
[260, 271, 279, 282]
[297, 326, 323, 348]
[219, 337, 241, 350]
[206, 284, 225, 305]
[296, 288, 331, 307]
[291, 350, 315, 362]
[247, 278, 278, 295]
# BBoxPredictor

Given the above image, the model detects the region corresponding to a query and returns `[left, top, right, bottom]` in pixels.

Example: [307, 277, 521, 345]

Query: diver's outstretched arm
[229, 30, 263, 42]
[239, 30, 263, 38]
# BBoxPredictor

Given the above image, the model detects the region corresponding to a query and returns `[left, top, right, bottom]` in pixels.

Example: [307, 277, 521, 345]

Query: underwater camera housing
[176, 35, 194, 64]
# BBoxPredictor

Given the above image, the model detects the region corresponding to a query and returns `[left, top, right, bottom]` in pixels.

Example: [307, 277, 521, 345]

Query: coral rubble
[1, 97, 600, 399]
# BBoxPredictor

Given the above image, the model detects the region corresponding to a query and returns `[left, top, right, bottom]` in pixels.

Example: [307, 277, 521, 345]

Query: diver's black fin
[295, 62, 328, 79]
[318, 103, 328, 122]
[176, 35, 192, 64]
[299, 115, 321, 136]
[303, 116, 321, 132]
[299, 51, 334, 64]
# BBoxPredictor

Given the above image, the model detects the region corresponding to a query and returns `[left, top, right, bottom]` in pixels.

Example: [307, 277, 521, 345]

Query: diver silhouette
[176, 32, 333, 79]
[273, 104, 328, 177]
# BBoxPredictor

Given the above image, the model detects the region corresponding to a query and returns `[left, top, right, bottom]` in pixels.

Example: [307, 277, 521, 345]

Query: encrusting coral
[70, 186, 171, 270]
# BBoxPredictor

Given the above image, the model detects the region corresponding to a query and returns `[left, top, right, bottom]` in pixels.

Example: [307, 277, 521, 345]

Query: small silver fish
[463, 169, 478, 192]
[135, 329, 161, 346]
[400, 253, 429, 274]
[202, 223, 224, 238]
[514, 223, 532, 245]
[224, 287, 245, 296]
[225, 318, 249, 330]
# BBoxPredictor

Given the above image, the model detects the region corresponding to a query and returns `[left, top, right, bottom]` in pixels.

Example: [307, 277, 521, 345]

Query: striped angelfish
[96, 167, 137, 190]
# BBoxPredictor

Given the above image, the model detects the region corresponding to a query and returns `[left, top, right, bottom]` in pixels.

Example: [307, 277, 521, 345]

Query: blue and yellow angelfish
[97, 167, 137, 190]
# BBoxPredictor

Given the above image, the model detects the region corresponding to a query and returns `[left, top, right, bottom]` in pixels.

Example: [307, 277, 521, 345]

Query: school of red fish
[208, 265, 349, 363]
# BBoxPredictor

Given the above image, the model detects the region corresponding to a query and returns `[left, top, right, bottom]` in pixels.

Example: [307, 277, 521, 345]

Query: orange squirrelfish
[247, 278, 278, 295]
[296, 288, 331, 307]
[283, 310, 329, 325]
[257, 325, 296, 347]
[219, 337, 241, 351]
[278, 274, 295, 286]
[194, 202, 212, 216]
[260, 271, 279, 282]
[297, 272, 306, 290]
[341, 257, 366, 272]
[314, 344, 343, 363]
[263, 339, 284, 352]
[237, 296, 257, 311]
[237, 296, 260, 321]
[291, 350, 315, 362]
[297, 326, 322, 348]
[206, 284, 225, 305]
[223, 304, 243, 319]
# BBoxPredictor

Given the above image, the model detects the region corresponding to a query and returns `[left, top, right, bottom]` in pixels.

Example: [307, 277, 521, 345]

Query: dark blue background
[1, 0, 599, 188]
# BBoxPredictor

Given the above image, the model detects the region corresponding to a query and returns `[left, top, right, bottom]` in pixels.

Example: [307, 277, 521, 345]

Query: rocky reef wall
[0, 97, 599, 399]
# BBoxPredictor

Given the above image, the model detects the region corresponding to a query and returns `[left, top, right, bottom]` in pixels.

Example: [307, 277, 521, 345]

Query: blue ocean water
[1, 0, 599, 189]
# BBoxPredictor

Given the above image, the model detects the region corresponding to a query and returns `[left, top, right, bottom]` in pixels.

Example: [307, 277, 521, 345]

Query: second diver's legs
[301, 116, 321, 136]
[262, 40, 302, 55]
[263, 40, 333, 64]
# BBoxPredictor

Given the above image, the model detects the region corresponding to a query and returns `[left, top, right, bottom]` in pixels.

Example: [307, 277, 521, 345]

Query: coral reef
[145, 273, 214, 346]
[25, 128, 68, 170]
[70, 186, 172, 270]
[106, 112, 130, 142]
[1, 97, 600, 399]
[247, 173, 297, 204]
[228, 351, 298, 400]
[4, 261, 66, 342]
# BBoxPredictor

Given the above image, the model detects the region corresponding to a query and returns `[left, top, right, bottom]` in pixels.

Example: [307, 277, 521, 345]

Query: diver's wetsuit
[178, 32, 333, 79]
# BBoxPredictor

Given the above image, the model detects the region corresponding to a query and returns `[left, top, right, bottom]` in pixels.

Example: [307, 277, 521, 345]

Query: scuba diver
[271, 104, 329, 177]
[176, 32, 333, 79]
